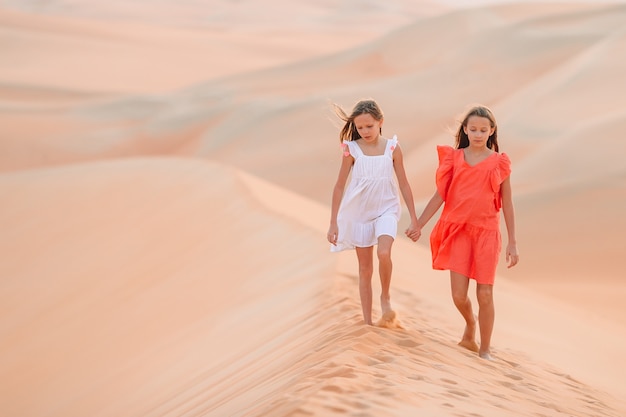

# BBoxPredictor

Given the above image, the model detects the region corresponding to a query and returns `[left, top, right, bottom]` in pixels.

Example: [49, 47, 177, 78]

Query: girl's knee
[476, 285, 493, 305]
[358, 265, 374, 278]
[451, 292, 467, 307]
[376, 235, 394, 260]
[377, 247, 392, 262]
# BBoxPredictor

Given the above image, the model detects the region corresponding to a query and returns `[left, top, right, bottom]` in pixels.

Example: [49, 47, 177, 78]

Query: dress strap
[385, 135, 399, 156]
[342, 140, 363, 158]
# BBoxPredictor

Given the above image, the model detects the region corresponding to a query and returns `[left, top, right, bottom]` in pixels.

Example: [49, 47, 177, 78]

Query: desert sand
[1, 1, 626, 416]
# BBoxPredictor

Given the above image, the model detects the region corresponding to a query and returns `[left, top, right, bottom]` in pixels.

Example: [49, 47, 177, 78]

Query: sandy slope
[1, 162, 624, 416]
[0, 159, 334, 416]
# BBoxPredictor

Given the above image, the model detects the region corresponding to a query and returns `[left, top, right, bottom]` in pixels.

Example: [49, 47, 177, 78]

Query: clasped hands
[405, 223, 421, 242]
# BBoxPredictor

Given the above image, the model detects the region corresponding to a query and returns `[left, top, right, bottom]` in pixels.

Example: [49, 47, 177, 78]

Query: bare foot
[458, 317, 479, 352]
[380, 295, 392, 315]
[479, 351, 494, 360]
[458, 339, 480, 353]
[375, 310, 404, 329]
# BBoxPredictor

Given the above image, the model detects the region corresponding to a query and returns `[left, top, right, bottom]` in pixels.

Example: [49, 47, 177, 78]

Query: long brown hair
[455, 105, 499, 152]
[334, 99, 384, 143]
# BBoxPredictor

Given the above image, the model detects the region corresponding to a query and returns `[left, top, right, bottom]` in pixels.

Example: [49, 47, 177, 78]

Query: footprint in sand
[318, 366, 357, 379]
[320, 385, 343, 393]
[395, 337, 420, 348]
[446, 389, 470, 398]
[440, 378, 458, 385]
[500, 358, 520, 368]
[372, 353, 395, 363]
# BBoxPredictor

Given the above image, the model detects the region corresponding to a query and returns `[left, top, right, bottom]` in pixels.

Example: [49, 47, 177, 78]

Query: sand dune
[1, 162, 624, 416]
[0, 160, 334, 416]
[0, 8, 340, 94]
[0, 0, 448, 30]
[0, 0, 447, 94]
[1, 1, 626, 416]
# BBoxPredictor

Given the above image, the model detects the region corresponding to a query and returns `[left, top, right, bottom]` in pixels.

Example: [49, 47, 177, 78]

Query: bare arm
[392, 145, 422, 241]
[327, 153, 353, 245]
[500, 177, 519, 268]
[415, 190, 444, 231]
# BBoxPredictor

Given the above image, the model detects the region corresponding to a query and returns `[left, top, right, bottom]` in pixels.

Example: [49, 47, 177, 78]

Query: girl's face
[354, 113, 383, 143]
[464, 115, 494, 147]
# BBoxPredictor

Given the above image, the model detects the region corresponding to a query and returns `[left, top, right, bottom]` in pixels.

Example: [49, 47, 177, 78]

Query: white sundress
[331, 136, 401, 252]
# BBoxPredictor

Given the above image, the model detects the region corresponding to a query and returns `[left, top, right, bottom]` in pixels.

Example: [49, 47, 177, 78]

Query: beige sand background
[1, 1, 625, 416]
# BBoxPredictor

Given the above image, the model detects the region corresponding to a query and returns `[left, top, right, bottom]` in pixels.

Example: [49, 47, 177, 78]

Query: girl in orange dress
[415, 105, 519, 359]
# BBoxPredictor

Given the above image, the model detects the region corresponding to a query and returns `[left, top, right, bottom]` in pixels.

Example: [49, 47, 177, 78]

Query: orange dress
[430, 145, 511, 285]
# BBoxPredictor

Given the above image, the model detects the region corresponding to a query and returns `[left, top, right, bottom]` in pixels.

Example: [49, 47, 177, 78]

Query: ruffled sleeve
[490, 153, 511, 192]
[390, 135, 398, 150]
[491, 152, 511, 210]
[386, 135, 399, 156]
[341, 140, 352, 157]
[435, 145, 455, 201]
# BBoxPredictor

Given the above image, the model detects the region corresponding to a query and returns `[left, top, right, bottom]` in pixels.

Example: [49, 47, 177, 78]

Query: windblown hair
[334, 99, 384, 143]
[455, 105, 499, 152]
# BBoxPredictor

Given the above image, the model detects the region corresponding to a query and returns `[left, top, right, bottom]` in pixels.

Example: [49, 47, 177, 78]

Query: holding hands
[329, 222, 421, 245]
[405, 222, 422, 242]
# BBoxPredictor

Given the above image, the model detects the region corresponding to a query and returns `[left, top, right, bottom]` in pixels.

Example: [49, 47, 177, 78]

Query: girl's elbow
[502, 203, 516, 215]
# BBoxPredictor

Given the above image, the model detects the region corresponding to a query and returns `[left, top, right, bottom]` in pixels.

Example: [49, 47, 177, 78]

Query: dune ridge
[3, 161, 621, 416]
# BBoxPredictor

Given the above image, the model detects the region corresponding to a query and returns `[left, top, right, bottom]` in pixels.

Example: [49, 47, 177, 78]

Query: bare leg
[450, 271, 479, 353]
[374, 235, 403, 329]
[476, 283, 495, 359]
[355, 246, 374, 325]
[377, 235, 394, 314]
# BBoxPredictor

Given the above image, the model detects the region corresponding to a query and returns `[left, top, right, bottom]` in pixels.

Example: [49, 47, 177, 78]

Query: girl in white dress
[328, 99, 421, 326]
